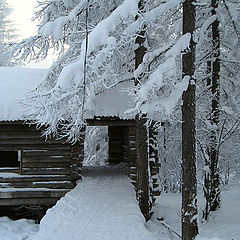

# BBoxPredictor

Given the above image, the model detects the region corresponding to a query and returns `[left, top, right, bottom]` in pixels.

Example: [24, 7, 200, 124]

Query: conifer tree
[0, 0, 16, 66]
[181, 0, 198, 239]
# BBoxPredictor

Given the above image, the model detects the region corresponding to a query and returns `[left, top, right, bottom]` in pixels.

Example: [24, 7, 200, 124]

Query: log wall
[0, 121, 83, 206]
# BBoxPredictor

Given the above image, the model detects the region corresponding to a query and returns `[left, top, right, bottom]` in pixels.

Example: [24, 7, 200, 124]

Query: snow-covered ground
[0, 217, 38, 240]
[0, 169, 239, 240]
[30, 167, 155, 240]
[150, 182, 240, 240]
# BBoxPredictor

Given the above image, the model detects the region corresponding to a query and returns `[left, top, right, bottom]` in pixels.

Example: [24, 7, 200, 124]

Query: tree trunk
[203, 0, 221, 220]
[181, 0, 198, 239]
[134, 0, 151, 221]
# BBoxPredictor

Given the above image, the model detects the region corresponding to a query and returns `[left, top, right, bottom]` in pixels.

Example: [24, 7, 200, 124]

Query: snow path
[31, 167, 156, 240]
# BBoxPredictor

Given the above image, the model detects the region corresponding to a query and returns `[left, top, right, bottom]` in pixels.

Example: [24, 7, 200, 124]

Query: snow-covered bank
[0, 217, 38, 240]
[150, 183, 240, 240]
[30, 167, 155, 240]
[196, 183, 240, 240]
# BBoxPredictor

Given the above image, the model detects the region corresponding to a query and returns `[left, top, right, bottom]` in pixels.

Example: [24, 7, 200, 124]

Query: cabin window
[0, 151, 20, 167]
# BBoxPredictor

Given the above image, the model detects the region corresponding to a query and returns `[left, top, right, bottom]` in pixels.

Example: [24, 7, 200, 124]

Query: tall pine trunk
[181, 0, 198, 239]
[134, 0, 151, 221]
[203, 0, 221, 220]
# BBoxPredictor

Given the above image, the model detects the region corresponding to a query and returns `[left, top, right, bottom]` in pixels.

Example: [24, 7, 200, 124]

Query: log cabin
[0, 67, 159, 218]
[0, 68, 83, 218]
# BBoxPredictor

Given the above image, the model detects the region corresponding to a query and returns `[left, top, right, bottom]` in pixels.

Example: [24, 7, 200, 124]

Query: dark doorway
[108, 126, 129, 164]
[0, 151, 19, 167]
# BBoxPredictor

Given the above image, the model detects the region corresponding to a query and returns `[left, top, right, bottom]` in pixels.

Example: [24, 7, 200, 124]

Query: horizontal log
[0, 197, 60, 206]
[109, 149, 122, 154]
[22, 168, 71, 175]
[130, 176, 137, 182]
[0, 125, 37, 132]
[109, 152, 122, 158]
[152, 190, 161, 196]
[22, 149, 71, 157]
[22, 156, 71, 163]
[22, 162, 70, 168]
[153, 183, 159, 189]
[0, 175, 75, 183]
[151, 168, 159, 175]
[0, 139, 66, 145]
[0, 181, 75, 189]
[0, 189, 69, 199]
[31, 181, 75, 189]
[0, 131, 43, 138]
[0, 168, 20, 174]
[0, 144, 71, 150]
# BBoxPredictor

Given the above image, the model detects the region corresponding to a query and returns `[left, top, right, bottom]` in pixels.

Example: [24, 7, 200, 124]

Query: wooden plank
[0, 197, 60, 206]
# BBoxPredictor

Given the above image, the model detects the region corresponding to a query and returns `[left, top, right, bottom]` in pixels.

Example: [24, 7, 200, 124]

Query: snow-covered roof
[0, 67, 46, 121]
[0, 67, 134, 122]
[94, 80, 134, 120]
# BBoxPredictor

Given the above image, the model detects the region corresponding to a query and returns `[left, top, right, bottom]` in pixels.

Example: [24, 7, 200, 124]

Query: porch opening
[82, 119, 137, 182]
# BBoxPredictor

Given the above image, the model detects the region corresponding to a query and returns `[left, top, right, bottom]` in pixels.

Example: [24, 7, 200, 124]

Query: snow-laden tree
[12, 0, 197, 225]
[0, 0, 17, 66]
[84, 126, 108, 166]
[194, 0, 240, 220]
[13, 0, 190, 142]
[12, 1, 240, 233]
